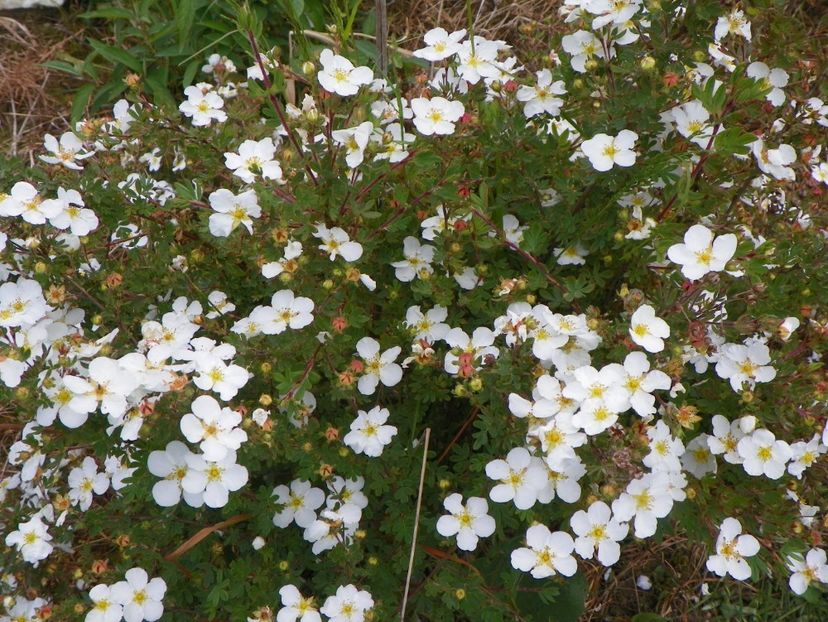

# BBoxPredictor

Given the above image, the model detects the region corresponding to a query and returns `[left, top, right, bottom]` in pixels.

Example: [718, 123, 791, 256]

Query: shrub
[1, 1, 827, 621]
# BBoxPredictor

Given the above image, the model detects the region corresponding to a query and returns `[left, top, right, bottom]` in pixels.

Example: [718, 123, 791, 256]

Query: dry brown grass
[0, 9, 84, 161]
[387, 0, 561, 60]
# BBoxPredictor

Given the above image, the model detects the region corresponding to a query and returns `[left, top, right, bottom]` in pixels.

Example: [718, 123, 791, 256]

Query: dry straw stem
[400, 427, 431, 621]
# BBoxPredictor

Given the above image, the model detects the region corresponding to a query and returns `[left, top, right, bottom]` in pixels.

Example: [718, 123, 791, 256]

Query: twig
[246, 30, 319, 186]
[375, 0, 389, 76]
[400, 427, 431, 621]
[164, 513, 252, 562]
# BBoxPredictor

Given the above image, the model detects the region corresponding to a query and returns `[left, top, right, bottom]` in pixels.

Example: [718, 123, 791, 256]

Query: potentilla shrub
[1, 1, 828, 621]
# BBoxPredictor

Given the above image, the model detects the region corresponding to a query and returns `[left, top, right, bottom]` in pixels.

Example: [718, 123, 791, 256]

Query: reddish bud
[349, 359, 365, 373]
[504, 80, 518, 93]
[332, 316, 348, 332]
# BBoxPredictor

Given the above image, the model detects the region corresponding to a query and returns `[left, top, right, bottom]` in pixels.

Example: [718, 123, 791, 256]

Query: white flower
[179, 83, 227, 126]
[671, 100, 714, 148]
[500, 214, 527, 246]
[561, 30, 604, 73]
[192, 359, 250, 401]
[0, 278, 50, 328]
[5, 515, 53, 565]
[706, 517, 759, 581]
[787, 548, 828, 595]
[708, 414, 753, 464]
[413, 27, 466, 61]
[667, 224, 737, 280]
[272, 480, 325, 528]
[511, 524, 577, 579]
[206, 290, 235, 318]
[182, 449, 249, 508]
[147, 441, 202, 507]
[343, 405, 398, 457]
[0, 181, 61, 224]
[180, 395, 247, 461]
[208, 188, 261, 237]
[714, 9, 751, 42]
[581, 130, 637, 171]
[404, 305, 449, 342]
[570, 501, 628, 566]
[485, 447, 548, 510]
[410, 97, 465, 136]
[317, 49, 373, 96]
[566, 364, 629, 435]
[737, 428, 791, 479]
[629, 304, 670, 353]
[48, 187, 99, 235]
[436, 493, 496, 551]
[111, 567, 166, 622]
[355, 337, 403, 395]
[372, 122, 414, 163]
[455, 37, 501, 84]
[788, 435, 826, 479]
[40, 131, 93, 169]
[246, 289, 315, 335]
[63, 356, 140, 421]
[715, 341, 776, 392]
[85, 584, 123, 622]
[314, 224, 363, 262]
[752, 138, 796, 181]
[391, 236, 435, 281]
[619, 351, 671, 416]
[643, 420, 685, 473]
[320, 585, 373, 622]
[516, 69, 566, 118]
[681, 434, 717, 478]
[537, 457, 586, 504]
[224, 137, 283, 183]
[612, 473, 674, 538]
[68, 456, 110, 511]
[443, 327, 499, 377]
[277, 584, 321, 622]
[332, 121, 374, 168]
[554, 243, 589, 265]
[746, 62, 788, 106]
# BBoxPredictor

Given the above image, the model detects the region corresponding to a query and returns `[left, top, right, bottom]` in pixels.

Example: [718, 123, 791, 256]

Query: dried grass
[387, 0, 561, 60]
[0, 9, 83, 161]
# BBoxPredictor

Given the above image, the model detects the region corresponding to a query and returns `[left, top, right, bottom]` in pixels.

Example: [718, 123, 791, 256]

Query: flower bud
[640, 56, 656, 71]
[302, 61, 316, 76]
[259, 394, 273, 406]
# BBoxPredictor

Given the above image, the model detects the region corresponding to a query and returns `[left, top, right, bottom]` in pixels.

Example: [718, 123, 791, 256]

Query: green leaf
[80, 7, 134, 19]
[88, 40, 142, 72]
[176, 0, 196, 44]
[42, 60, 82, 76]
[70, 83, 95, 124]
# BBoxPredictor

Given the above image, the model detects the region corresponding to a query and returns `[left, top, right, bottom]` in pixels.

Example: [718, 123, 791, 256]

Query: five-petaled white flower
[581, 130, 637, 171]
[208, 188, 261, 237]
[5, 515, 53, 565]
[706, 517, 760, 581]
[391, 236, 435, 282]
[629, 304, 670, 353]
[737, 428, 791, 479]
[436, 493, 496, 551]
[179, 83, 227, 126]
[86, 584, 123, 622]
[320, 584, 373, 622]
[410, 97, 465, 136]
[570, 500, 628, 566]
[715, 341, 776, 392]
[511, 524, 578, 579]
[332, 121, 374, 168]
[354, 337, 403, 395]
[111, 567, 167, 622]
[273, 479, 326, 528]
[317, 49, 374, 96]
[40, 131, 93, 170]
[313, 224, 363, 262]
[485, 447, 548, 510]
[343, 405, 398, 457]
[667, 224, 737, 280]
[517, 69, 566, 118]
[180, 395, 247, 461]
[413, 27, 466, 61]
[277, 584, 321, 622]
[224, 137, 283, 183]
[786, 548, 828, 595]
